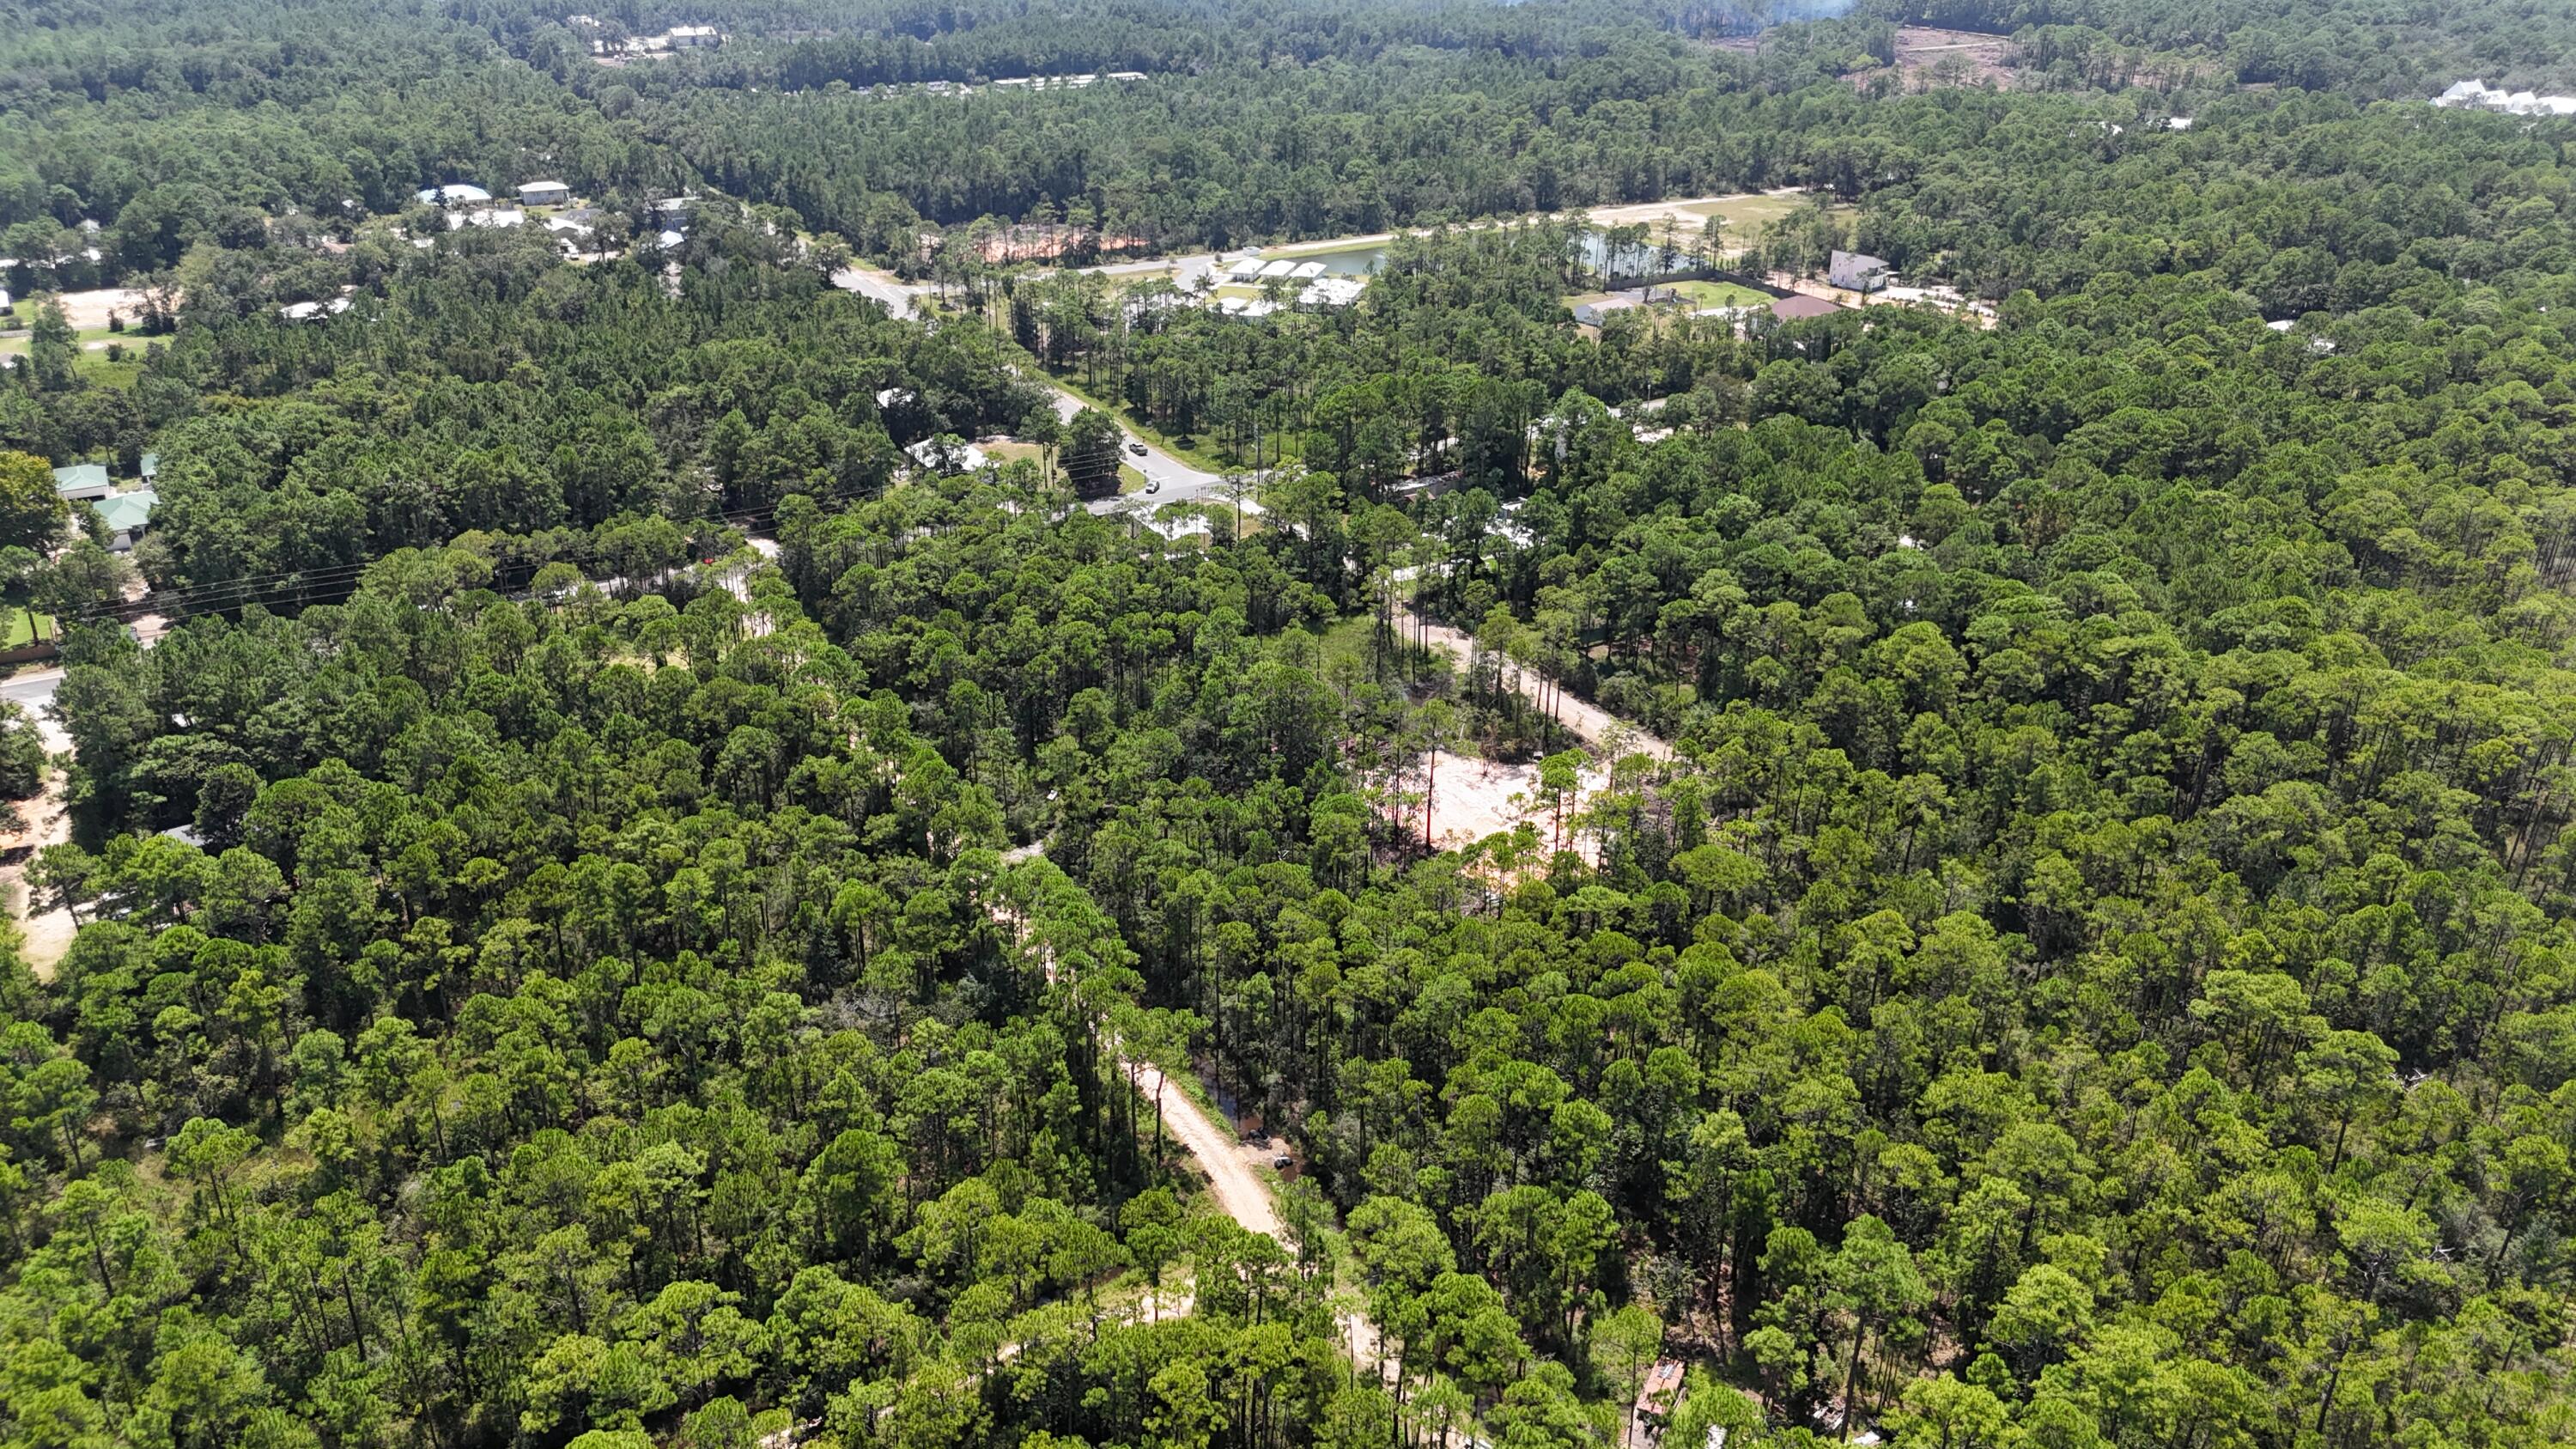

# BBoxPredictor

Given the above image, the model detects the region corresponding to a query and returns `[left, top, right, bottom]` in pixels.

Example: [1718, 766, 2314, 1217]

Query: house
[1256, 259, 1297, 279]
[518, 180, 573, 208]
[1573, 295, 1642, 326]
[666, 24, 719, 47]
[1771, 293, 1846, 321]
[905, 437, 988, 474]
[1829, 249, 1893, 292]
[1298, 277, 1367, 308]
[416, 184, 493, 206]
[1288, 260, 1326, 280]
[137, 453, 158, 482]
[447, 208, 528, 230]
[1108, 71, 1147, 82]
[93, 489, 155, 551]
[1223, 257, 1268, 283]
[52, 465, 111, 502]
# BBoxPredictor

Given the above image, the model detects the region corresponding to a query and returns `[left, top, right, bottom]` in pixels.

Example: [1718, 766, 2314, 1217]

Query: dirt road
[1127, 1059, 1281, 1239]
[1394, 603, 1674, 762]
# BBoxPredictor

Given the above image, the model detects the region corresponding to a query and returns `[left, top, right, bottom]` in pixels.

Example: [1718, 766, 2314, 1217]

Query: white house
[905, 437, 989, 474]
[517, 180, 572, 208]
[416, 184, 493, 206]
[1572, 295, 1642, 326]
[666, 24, 719, 47]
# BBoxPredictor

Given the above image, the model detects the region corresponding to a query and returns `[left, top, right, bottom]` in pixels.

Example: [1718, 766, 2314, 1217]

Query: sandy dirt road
[1394, 603, 1674, 762]
[1125, 1059, 1282, 1239]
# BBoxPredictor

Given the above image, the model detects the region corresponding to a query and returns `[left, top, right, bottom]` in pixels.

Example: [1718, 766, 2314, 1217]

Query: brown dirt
[44, 287, 160, 331]
[1851, 27, 2020, 92]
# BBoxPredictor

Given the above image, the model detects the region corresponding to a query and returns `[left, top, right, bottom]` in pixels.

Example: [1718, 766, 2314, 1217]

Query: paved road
[0, 667, 64, 729]
[829, 265, 927, 319]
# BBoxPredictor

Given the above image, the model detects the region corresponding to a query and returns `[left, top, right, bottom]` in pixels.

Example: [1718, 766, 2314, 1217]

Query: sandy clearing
[1584, 186, 1813, 232]
[1, 693, 77, 980]
[35, 287, 158, 331]
[1388, 748, 1607, 867]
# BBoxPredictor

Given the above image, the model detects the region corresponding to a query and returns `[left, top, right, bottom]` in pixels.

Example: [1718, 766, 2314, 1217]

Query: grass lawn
[1671, 279, 1771, 308]
[0, 322, 154, 387]
[1680, 192, 1835, 233]
[1119, 463, 1148, 493]
[2, 611, 57, 648]
[981, 440, 1056, 485]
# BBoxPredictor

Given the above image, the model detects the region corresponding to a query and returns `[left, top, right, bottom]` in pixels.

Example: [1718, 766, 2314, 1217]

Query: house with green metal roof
[93, 489, 155, 551]
[52, 464, 110, 501]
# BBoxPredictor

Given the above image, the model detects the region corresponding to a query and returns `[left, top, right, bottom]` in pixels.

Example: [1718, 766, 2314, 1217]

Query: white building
[666, 24, 720, 47]
[2434, 78, 2576, 114]
[1297, 277, 1367, 308]
[518, 180, 572, 208]
[417, 184, 492, 206]
[905, 437, 989, 474]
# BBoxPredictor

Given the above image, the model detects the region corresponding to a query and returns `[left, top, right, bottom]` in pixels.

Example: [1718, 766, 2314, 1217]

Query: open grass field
[1587, 190, 1849, 247]
[1671, 278, 1771, 307]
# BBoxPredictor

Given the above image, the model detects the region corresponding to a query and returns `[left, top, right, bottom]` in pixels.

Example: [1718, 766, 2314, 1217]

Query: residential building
[416, 184, 493, 206]
[93, 489, 156, 551]
[1770, 294, 1845, 321]
[1829, 249, 1893, 292]
[518, 180, 573, 208]
[666, 24, 720, 47]
[1573, 295, 1642, 326]
[52, 465, 111, 502]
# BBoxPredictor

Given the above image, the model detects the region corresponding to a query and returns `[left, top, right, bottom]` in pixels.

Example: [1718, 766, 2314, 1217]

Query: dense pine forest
[3, 2, 2575, 1449]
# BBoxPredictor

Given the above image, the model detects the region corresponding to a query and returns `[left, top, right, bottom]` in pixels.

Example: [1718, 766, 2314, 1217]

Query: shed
[517, 180, 573, 208]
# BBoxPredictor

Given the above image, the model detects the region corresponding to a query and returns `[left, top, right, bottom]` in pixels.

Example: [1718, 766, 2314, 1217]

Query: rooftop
[1771, 294, 1846, 320]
